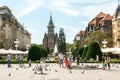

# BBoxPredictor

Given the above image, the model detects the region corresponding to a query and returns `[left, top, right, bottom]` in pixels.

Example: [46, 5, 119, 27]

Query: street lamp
[14, 39, 19, 59]
[26, 45, 30, 50]
[75, 35, 80, 65]
[102, 39, 108, 49]
[102, 39, 108, 56]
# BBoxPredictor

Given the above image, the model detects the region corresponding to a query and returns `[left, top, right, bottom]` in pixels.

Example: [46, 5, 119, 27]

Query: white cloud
[50, 0, 70, 8]
[47, 0, 80, 16]
[80, 1, 116, 20]
[66, 0, 110, 4]
[16, 0, 44, 17]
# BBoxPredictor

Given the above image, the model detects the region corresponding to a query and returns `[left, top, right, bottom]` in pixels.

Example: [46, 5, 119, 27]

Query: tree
[27, 45, 42, 61]
[86, 42, 103, 61]
[89, 30, 105, 45]
[78, 47, 84, 57]
[58, 28, 66, 54]
[41, 48, 48, 58]
[71, 47, 79, 57]
[66, 43, 73, 52]
[81, 46, 88, 60]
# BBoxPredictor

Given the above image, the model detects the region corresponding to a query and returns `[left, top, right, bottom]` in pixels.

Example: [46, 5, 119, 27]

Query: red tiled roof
[95, 12, 106, 18]
[100, 14, 112, 21]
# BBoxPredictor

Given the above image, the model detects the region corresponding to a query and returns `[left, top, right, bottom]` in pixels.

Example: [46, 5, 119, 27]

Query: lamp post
[26, 45, 30, 57]
[14, 39, 19, 59]
[102, 39, 108, 49]
[75, 35, 80, 65]
[26, 45, 30, 50]
[102, 39, 108, 56]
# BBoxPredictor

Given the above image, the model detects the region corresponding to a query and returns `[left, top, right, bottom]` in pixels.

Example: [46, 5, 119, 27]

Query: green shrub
[81, 46, 88, 60]
[86, 42, 102, 61]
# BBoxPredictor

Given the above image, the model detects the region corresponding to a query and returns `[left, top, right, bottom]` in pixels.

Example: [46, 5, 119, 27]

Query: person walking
[58, 51, 64, 68]
[64, 57, 69, 69]
[18, 54, 23, 66]
[28, 59, 31, 67]
[107, 56, 111, 70]
[7, 53, 11, 68]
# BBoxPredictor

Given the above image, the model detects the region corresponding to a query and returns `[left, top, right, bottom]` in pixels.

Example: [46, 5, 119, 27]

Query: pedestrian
[7, 53, 11, 68]
[58, 51, 64, 68]
[64, 57, 69, 69]
[102, 56, 107, 70]
[68, 53, 73, 66]
[28, 59, 31, 67]
[18, 54, 23, 66]
[55, 54, 59, 64]
[76, 55, 80, 65]
[107, 56, 111, 70]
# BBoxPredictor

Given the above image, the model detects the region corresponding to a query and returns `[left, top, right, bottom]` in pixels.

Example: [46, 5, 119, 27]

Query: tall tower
[112, 0, 120, 47]
[43, 13, 58, 50]
[47, 13, 55, 35]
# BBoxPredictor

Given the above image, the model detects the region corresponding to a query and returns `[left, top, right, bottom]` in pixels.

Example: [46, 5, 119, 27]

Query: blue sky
[0, 0, 117, 44]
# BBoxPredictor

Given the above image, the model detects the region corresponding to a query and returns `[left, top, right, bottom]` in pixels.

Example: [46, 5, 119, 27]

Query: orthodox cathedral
[43, 14, 66, 53]
[42, 14, 58, 49]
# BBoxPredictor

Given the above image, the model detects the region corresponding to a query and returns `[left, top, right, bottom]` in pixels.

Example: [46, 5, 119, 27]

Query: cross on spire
[50, 12, 52, 19]
[118, 0, 120, 5]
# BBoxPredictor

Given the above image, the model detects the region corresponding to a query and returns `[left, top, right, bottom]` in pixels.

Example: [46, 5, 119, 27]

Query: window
[1, 9, 8, 14]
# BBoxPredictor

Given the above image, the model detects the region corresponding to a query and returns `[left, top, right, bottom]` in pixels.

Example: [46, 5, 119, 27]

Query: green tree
[41, 48, 48, 57]
[72, 47, 79, 57]
[58, 28, 66, 54]
[86, 42, 102, 61]
[89, 30, 105, 45]
[66, 43, 73, 52]
[27, 45, 42, 61]
[78, 47, 84, 57]
[81, 46, 88, 60]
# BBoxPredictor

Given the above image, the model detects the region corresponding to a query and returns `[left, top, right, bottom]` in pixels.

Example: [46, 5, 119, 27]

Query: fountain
[53, 44, 58, 55]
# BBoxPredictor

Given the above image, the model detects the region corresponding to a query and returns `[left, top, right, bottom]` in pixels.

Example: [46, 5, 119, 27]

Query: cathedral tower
[43, 13, 58, 49]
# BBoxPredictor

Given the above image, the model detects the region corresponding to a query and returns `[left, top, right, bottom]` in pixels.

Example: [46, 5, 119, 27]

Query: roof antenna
[50, 12, 52, 19]
[118, 0, 120, 6]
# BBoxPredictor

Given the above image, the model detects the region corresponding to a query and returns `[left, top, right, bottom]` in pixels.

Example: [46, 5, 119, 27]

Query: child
[64, 57, 69, 69]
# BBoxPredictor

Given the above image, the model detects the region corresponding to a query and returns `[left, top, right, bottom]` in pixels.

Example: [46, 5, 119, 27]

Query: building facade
[112, 3, 120, 47]
[0, 6, 31, 50]
[74, 12, 112, 47]
[43, 15, 58, 50]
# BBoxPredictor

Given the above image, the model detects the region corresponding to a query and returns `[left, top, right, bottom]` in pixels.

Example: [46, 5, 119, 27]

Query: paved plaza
[0, 63, 120, 80]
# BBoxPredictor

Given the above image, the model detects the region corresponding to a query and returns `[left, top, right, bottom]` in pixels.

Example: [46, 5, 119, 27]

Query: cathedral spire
[118, 0, 120, 5]
[114, 0, 120, 19]
[48, 12, 54, 27]
[50, 12, 52, 19]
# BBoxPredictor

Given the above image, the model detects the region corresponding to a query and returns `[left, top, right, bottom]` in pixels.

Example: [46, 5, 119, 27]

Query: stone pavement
[0, 63, 120, 80]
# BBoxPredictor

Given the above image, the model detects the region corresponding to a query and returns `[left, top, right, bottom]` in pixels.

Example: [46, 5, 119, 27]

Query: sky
[0, 0, 117, 44]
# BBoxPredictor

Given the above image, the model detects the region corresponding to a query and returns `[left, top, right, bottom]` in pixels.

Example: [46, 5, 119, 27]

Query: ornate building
[0, 6, 31, 50]
[74, 12, 112, 47]
[112, 2, 120, 47]
[43, 14, 58, 49]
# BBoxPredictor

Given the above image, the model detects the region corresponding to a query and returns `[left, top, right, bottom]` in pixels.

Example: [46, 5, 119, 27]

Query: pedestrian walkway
[0, 63, 120, 80]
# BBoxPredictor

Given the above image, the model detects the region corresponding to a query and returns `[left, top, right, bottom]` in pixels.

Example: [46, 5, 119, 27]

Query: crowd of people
[6, 53, 29, 68]
[55, 51, 73, 69]
[6, 52, 111, 71]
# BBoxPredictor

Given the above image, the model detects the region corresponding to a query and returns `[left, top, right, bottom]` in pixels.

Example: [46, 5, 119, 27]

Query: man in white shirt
[58, 51, 64, 68]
